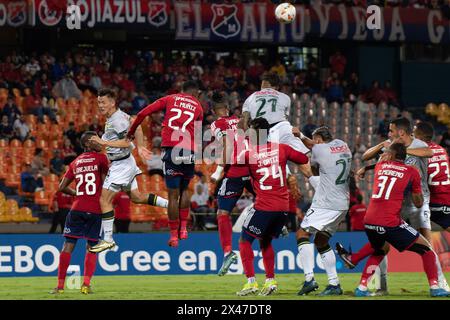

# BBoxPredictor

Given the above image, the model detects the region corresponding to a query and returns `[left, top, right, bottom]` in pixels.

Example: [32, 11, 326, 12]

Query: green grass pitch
[0, 272, 449, 300]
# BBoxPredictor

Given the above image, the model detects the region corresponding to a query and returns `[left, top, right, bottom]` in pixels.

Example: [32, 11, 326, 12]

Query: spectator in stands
[348, 194, 366, 231]
[34, 96, 58, 124]
[305, 70, 322, 93]
[131, 91, 147, 115]
[50, 150, 65, 176]
[293, 70, 308, 95]
[13, 115, 30, 141]
[34, 73, 52, 98]
[347, 72, 360, 97]
[382, 80, 399, 107]
[377, 113, 390, 138]
[247, 59, 265, 85]
[49, 190, 73, 233]
[64, 121, 78, 147]
[31, 148, 50, 177]
[352, 137, 367, 159]
[62, 138, 77, 164]
[365, 80, 386, 105]
[270, 59, 287, 79]
[2, 96, 21, 123]
[89, 68, 102, 90]
[440, 125, 450, 154]
[20, 163, 44, 193]
[326, 79, 344, 103]
[329, 50, 347, 77]
[302, 116, 318, 139]
[0, 115, 13, 140]
[112, 192, 131, 233]
[25, 57, 41, 78]
[52, 72, 82, 100]
[191, 184, 210, 230]
[52, 59, 69, 80]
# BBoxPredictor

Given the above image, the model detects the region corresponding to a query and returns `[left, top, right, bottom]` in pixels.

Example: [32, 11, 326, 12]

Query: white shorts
[268, 121, 310, 154]
[103, 155, 142, 193]
[300, 207, 347, 236]
[401, 201, 431, 230]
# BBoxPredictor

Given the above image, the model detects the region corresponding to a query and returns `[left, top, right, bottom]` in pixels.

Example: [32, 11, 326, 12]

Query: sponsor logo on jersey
[211, 4, 241, 39]
[330, 145, 350, 154]
[75, 158, 96, 165]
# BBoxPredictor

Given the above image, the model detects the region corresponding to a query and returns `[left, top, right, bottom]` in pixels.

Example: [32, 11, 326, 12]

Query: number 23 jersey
[64, 152, 110, 214]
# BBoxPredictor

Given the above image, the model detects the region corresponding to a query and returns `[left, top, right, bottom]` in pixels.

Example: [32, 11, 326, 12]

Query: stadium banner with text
[174, 2, 450, 44]
[0, 232, 448, 277]
[0, 0, 28, 27]
[29, 0, 170, 29]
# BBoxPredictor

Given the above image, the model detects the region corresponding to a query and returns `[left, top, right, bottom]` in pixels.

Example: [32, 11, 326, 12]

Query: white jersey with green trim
[102, 109, 135, 161]
[242, 88, 291, 124]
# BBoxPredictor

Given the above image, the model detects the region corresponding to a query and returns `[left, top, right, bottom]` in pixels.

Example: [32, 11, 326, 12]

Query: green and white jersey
[102, 109, 134, 161]
[242, 88, 291, 124]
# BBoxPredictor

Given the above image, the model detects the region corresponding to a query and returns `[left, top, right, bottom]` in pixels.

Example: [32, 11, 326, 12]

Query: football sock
[359, 254, 384, 288]
[239, 241, 255, 278]
[297, 238, 315, 282]
[83, 252, 97, 286]
[147, 194, 168, 208]
[248, 277, 256, 284]
[169, 219, 179, 238]
[179, 208, 189, 231]
[261, 243, 275, 279]
[434, 251, 448, 288]
[350, 242, 374, 265]
[101, 210, 114, 242]
[57, 252, 71, 289]
[217, 214, 233, 254]
[422, 250, 439, 287]
[318, 245, 340, 286]
[379, 256, 388, 291]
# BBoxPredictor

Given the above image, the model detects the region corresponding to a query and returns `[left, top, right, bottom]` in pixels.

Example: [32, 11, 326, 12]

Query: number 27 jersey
[64, 152, 109, 214]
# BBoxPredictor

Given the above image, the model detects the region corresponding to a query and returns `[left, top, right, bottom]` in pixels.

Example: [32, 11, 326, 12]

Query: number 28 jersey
[364, 160, 422, 227]
[64, 152, 109, 214]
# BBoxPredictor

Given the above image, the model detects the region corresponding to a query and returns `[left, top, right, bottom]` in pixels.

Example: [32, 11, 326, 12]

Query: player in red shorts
[236, 118, 310, 296]
[341, 143, 449, 297]
[209, 91, 255, 276]
[127, 81, 203, 247]
[50, 131, 109, 295]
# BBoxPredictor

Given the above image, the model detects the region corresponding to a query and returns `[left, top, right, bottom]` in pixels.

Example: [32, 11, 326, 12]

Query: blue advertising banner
[0, 232, 369, 277]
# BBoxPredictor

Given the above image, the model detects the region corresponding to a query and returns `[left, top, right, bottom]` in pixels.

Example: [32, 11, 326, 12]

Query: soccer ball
[275, 3, 296, 24]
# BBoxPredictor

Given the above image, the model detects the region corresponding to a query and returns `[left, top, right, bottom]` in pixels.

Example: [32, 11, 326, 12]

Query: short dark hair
[211, 91, 228, 110]
[390, 117, 412, 134]
[250, 117, 270, 142]
[261, 72, 280, 88]
[356, 194, 363, 203]
[182, 80, 199, 93]
[415, 121, 434, 142]
[80, 131, 98, 149]
[389, 142, 407, 161]
[98, 87, 117, 100]
[312, 126, 333, 142]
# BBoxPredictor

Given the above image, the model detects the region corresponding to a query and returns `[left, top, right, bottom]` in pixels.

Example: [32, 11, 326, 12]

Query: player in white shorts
[88, 88, 168, 253]
[240, 72, 310, 156]
[295, 126, 352, 296]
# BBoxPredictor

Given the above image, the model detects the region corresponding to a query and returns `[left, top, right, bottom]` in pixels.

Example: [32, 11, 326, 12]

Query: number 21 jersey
[64, 152, 109, 214]
[242, 88, 290, 125]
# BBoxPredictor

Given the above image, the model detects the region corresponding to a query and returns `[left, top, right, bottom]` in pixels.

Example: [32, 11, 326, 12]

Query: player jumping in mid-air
[209, 91, 255, 276]
[236, 118, 310, 296]
[127, 81, 204, 247]
[345, 143, 449, 297]
[295, 126, 352, 296]
[51, 131, 109, 295]
[88, 88, 168, 253]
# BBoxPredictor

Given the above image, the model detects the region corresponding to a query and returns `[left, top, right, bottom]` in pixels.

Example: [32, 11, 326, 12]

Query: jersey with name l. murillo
[211, 115, 249, 178]
[242, 88, 291, 125]
[364, 160, 422, 227]
[241, 142, 308, 212]
[64, 152, 109, 214]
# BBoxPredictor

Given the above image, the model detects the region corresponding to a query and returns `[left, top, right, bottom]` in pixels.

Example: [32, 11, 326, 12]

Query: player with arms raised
[127, 81, 204, 247]
[88, 88, 168, 253]
[50, 131, 109, 295]
[351, 143, 449, 297]
[236, 118, 310, 296]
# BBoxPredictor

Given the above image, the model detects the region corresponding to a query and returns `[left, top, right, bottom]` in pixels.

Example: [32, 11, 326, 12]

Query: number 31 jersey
[64, 152, 109, 214]
[242, 88, 290, 125]
[310, 139, 352, 211]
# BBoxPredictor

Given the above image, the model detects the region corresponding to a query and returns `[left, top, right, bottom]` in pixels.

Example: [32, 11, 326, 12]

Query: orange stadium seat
[34, 190, 51, 206]
[5, 173, 20, 188]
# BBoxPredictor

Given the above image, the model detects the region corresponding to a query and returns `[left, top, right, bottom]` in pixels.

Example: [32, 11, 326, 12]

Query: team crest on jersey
[211, 4, 241, 39]
[148, 1, 168, 27]
[38, 0, 63, 26]
[7, 1, 27, 27]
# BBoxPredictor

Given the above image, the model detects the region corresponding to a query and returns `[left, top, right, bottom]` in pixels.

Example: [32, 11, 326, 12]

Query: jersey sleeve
[128, 96, 167, 136]
[311, 144, 326, 166]
[242, 94, 253, 113]
[284, 94, 292, 117]
[284, 144, 309, 165]
[100, 154, 109, 176]
[410, 167, 422, 194]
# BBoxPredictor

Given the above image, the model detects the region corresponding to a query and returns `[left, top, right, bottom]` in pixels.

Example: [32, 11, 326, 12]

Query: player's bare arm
[361, 140, 390, 161]
[90, 135, 131, 149]
[406, 147, 433, 158]
[131, 115, 152, 161]
[299, 133, 315, 150]
[238, 111, 251, 130]
[356, 163, 376, 179]
[412, 192, 424, 208]
[58, 177, 76, 196]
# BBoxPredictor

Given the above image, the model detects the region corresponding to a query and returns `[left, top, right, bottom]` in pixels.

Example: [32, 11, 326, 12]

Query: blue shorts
[365, 222, 419, 252]
[430, 204, 450, 229]
[242, 207, 288, 241]
[63, 210, 102, 245]
[217, 176, 254, 212]
[162, 147, 195, 190]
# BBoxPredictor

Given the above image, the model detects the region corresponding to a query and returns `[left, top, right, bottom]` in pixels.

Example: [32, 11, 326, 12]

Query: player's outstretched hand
[292, 127, 301, 137]
[355, 167, 366, 180]
[382, 139, 392, 149]
[89, 135, 105, 146]
[138, 147, 152, 161]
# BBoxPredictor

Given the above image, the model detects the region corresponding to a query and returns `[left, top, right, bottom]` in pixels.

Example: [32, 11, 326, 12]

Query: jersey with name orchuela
[365, 160, 422, 227]
[102, 109, 134, 161]
[242, 88, 291, 125]
[310, 139, 352, 211]
[210, 115, 249, 178]
[64, 152, 109, 214]
[241, 142, 308, 212]
[427, 141, 450, 205]
[129, 93, 203, 152]
[403, 138, 430, 206]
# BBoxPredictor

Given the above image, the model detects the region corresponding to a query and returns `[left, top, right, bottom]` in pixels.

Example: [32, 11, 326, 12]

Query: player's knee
[314, 231, 330, 249]
[296, 228, 309, 240]
[240, 232, 255, 244]
[408, 243, 431, 255]
[259, 238, 272, 249]
[63, 239, 76, 252]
